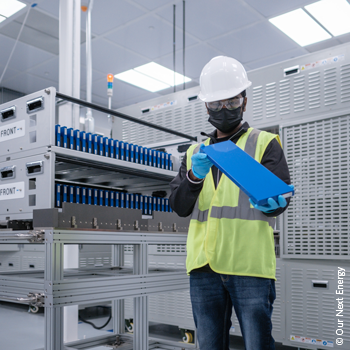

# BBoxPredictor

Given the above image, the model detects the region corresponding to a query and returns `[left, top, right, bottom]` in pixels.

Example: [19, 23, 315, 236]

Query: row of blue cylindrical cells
[55, 184, 172, 215]
[55, 125, 173, 170]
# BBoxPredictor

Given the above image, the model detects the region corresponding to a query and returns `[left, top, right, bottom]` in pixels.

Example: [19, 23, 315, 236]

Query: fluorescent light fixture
[115, 69, 170, 92]
[269, 8, 331, 46]
[0, 0, 26, 18]
[305, 0, 350, 36]
[0, 14, 6, 23]
[135, 62, 191, 87]
[115, 62, 191, 92]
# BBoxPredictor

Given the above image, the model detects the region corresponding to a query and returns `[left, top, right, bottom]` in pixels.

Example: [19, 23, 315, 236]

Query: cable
[78, 306, 112, 330]
[0, 4, 36, 86]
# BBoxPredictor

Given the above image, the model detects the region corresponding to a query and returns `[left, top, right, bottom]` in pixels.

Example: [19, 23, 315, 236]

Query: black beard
[208, 107, 243, 134]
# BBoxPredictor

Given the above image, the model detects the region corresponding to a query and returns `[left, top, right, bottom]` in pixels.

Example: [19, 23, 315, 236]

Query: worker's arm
[169, 153, 204, 217]
[259, 138, 291, 217]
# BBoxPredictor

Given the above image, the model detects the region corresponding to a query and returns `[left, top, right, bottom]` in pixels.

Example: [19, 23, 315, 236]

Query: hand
[249, 184, 294, 212]
[191, 146, 213, 179]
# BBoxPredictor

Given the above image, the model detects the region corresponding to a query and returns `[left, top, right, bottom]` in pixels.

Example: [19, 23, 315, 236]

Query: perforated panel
[283, 115, 350, 258]
[119, 86, 209, 146]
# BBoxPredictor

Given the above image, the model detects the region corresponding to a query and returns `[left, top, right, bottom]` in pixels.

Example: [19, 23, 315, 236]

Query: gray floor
[0, 301, 297, 350]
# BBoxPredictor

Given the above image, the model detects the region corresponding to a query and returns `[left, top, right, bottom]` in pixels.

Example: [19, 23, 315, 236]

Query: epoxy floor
[0, 301, 296, 350]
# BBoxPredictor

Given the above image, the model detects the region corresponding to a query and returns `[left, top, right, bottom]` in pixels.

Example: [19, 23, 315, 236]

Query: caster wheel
[29, 305, 39, 314]
[182, 332, 193, 343]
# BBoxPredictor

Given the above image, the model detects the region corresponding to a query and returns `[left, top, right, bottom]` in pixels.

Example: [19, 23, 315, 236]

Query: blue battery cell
[81, 187, 87, 204]
[120, 192, 125, 208]
[55, 125, 61, 147]
[80, 131, 86, 152]
[139, 146, 143, 164]
[130, 194, 134, 209]
[76, 186, 81, 203]
[143, 148, 148, 166]
[125, 193, 129, 208]
[74, 130, 81, 151]
[56, 184, 61, 207]
[67, 128, 74, 150]
[99, 189, 104, 206]
[154, 151, 158, 167]
[92, 135, 99, 155]
[201, 141, 294, 205]
[86, 133, 92, 153]
[115, 192, 119, 207]
[169, 154, 173, 170]
[148, 196, 153, 215]
[93, 189, 99, 205]
[87, 188, 92, 205]
[61, 127, 68, 148]
[134, 146, 139, 163]
[110, 191, 115, 207]
[119, 142, 125, 161]
[165, 198, 169, 212]
[161, 152, 165, 169]
[62, 184, 68, 203]
[139, 195, 143, 212]
[125, 143, 130, 162]
[157, 197, 161, 211]
[134, 194, 139, 209]
[97, 135, 104, 156]
[114, 140, 120, 159]
[130, 144, 134, 162]
[152, 197, 157, 212]
[156, 151, 161, 168]
[161, 198, 165, 212]
[104, 190, 109, 206]
[103, 137, 109, 157]
[108, 139, 114, 158]
[143, 196, 148, 215]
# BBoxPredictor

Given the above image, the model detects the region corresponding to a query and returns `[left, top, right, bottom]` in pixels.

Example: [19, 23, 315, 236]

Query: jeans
[190, 272, 276, 350]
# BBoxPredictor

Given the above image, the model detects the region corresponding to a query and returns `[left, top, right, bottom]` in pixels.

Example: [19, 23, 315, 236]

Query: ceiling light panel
[305, 0, 350, 37]
[135, 62, 191, 87]
[269, 8, 331, 46]
[0, 0, 26, 18]
[115, 70, 170, 92]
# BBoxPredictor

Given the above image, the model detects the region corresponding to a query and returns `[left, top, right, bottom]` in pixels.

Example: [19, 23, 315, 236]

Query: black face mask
[208, 106, 243, 134]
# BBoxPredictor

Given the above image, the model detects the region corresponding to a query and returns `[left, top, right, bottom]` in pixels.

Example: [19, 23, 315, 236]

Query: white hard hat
[198, 56, 252, 102]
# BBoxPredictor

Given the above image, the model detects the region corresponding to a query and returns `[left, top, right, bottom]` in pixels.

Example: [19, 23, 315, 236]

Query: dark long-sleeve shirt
[169, 122, 291, 218]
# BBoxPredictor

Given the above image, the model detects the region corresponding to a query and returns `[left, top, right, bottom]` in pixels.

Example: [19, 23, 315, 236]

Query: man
[169, 56, 292, 350]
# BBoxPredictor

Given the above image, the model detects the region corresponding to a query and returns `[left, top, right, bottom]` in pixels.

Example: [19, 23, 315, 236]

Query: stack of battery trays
[55, 183, 172, 215]
[55, 125, 173, 170]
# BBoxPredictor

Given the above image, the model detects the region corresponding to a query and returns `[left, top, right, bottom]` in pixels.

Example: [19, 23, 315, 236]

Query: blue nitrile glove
[191, 145, 213, 179]
[249, 185, 294, 213]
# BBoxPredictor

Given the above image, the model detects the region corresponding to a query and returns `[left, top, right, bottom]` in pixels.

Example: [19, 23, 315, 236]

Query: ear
[205, 104, 210, 114]
[243, 97, 247, 112]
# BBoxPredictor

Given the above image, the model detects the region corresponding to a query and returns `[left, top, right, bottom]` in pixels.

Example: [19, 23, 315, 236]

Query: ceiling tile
[84, 0, 146, 36]
[0, 63, 21, 84]
[245, 48, 308, 70]
[2, 72, 57, 94]
[244, 0, 317, 18]
[27, 57, 59, 82]
[156, 0, 262, 41]
[208, 21, 299, 63]
[156, 44, 223, 79]
[105, 15, 198, 60]
[35, 0, 59, 18]
[81, 39, 148, 75]
[130, 0, 175, 11]
[0, 34, 55, 72]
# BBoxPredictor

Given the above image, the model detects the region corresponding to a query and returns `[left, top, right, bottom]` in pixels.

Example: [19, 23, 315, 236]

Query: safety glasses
[206, 97, 244, 112]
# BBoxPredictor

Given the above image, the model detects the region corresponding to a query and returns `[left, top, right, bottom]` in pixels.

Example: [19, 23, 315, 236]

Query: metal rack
[0, 88, 196, 350]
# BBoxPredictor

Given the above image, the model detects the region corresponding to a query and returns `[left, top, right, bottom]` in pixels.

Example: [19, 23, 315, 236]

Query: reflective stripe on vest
[190, 129, 275, 228]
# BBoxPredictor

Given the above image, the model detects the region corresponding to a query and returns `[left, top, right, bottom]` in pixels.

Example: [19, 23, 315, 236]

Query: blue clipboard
[201, 141, 294, 206]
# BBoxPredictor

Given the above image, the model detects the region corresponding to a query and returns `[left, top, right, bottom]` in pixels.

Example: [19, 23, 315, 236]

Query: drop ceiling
[1, 0, 350, 109]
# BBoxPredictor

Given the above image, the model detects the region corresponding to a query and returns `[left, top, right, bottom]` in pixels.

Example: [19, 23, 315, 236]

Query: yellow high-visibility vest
[186, 128, 281, 279]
